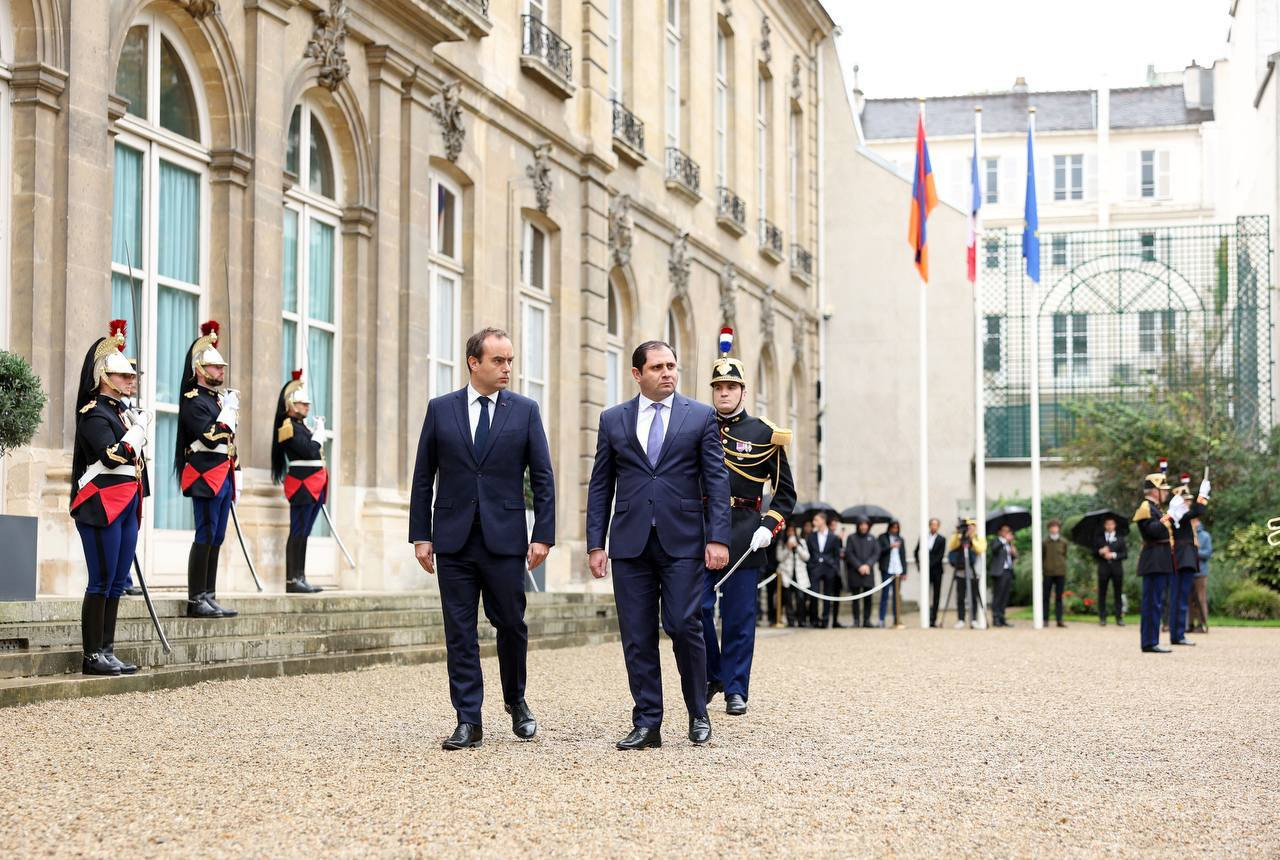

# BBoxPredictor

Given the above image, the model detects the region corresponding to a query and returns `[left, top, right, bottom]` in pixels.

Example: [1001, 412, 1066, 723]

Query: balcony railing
[716, 186, 747, 234]
[759, 218, 784, 260]
[791, 242, 814, 282]
[665, 146, 700, 199]
[461, 0, 489, 17]
[521, 15, 573, 95]
[611, 100, 645, 159]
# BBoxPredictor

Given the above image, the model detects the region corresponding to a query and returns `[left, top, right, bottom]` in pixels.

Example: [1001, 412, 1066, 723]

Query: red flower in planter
[1083, 598, 1094, 607]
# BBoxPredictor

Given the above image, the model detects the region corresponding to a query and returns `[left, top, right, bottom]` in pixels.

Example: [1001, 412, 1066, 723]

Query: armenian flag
[907, 111, 938, 282]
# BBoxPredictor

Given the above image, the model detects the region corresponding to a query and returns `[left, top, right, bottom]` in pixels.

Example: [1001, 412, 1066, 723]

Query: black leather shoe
[124, 586, 143, 597]
[689, 715, 712, 745]
[1117, 619, 1126, 626]
[103, 651, 139, 675]
[203, 595, 238, 617]
[286, 579, 322, 594]
[616, 726, 662, 750]
[1142, 645, 1172, 653]
[441, 723, 483, 750]
[82, 652, 121, 676]
[706, 679, 724, 703]
[1171, 639, 1196, 646]
[832, 621, 848, 628]
[725, 694, 747, 716]
[186, 596, 222, 618]
[505, 700, 537, 740]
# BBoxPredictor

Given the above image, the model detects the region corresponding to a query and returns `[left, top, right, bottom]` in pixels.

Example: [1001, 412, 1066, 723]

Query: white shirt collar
[638, 392, 676, 412]
[468, 384, 498, 405]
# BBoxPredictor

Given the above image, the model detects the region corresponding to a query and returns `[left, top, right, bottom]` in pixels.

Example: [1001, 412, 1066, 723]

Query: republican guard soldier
[1167, 474, 1210, 646]
[701, 328, 796, 716]
[1133, 471, 1177, 653]
[175, 321, 240, 619]
[271, 370, 331, 593]
[70, 320, 150, 675]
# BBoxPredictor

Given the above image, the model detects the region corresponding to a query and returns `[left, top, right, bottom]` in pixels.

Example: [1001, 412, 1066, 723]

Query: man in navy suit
[409, 328, 555, 750]
[586, 341, 731, 750]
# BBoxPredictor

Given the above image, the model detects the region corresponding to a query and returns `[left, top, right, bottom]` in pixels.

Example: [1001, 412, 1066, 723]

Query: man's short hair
[466, 327, 511, 365]
[813, 512, 827, 525]
[631, 340, 676, 371]
[1048, 519, 1061, 528]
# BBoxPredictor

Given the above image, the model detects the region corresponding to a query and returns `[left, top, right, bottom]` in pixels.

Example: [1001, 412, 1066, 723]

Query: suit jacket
[805, 531, 842, 582]
[1093, 532, 1127, 577]
[585, 394, 730, 560]
[1134, 498, 1175, 576]
[989, 538, 1017, 577]
[408, 387, 555, 556]
[914, 532, 946, 575]
[844, 531, 879, 587]
[878, 532, 907, 576]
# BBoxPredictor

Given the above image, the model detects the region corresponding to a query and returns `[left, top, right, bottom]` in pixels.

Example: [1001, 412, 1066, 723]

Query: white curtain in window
[156, 286, 198, 530]
[308, 220, 335, 323]
[157, 161, 199, 284]
[434, 273, 457, 396]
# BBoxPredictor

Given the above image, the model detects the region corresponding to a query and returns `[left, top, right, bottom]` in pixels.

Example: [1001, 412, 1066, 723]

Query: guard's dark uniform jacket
[177, 386, 236, 499]
[1170, 498, 1206, 572]
[277, 416, 328, 505]
[1133, 498, 1176, 576]
[70, 394, 151, 527]
[717, 409, 796, 567]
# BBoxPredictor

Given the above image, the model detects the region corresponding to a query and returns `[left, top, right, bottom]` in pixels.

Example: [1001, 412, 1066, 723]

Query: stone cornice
[341, 203, 377, 237]
[243, 0, 301, 25]
[10, 63, 68, 112]
[367, 44, 416, 85]
[210, 147, 254, 187]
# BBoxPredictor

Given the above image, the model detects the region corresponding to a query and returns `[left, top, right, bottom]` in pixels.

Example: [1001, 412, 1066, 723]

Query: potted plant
[0, 350, 47, 600]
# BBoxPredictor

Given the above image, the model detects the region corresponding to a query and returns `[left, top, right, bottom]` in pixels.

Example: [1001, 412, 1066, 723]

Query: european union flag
[1022, 122, 1040, 283]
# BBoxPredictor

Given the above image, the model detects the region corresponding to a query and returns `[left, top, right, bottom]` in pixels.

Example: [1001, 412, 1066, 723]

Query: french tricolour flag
[966, 131, 981, 283]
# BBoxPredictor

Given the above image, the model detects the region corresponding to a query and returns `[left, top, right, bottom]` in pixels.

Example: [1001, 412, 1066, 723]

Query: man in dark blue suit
[586, 341, 731, 750]
[409, 328, 555, 750]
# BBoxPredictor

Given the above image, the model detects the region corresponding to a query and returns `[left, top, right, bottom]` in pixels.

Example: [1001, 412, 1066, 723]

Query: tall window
[714, 25, 729, 187]
[787, 375, 800, 483]
[427, 174, 462, 397]
[1139, 310, 1177, 353]
[756, 72, 770, 221]
[525, 0, 545, 19]
[1051, 234, 1067, 266]
[664, 307, 682, 385]
[608, 0, 623, 102]
[1140, 231, 1157, 262]
[984, 157, 999, 204]
[755, 362, 770, 417]
[1053, 154, 1083, 201]
[1052, 313, 1088, 378]
[283, 102, 342, 535]
[520, 221, 550, 408]
[787, 109, 800, 240]
[983, 315, 1002, 372]
[1140, 150, 1156, 198]
[112, 16, 207, 531]
[985, 237, 1000, 269]
[664, 0, 681, 149]
[605, 281, 625, 406]
[1134, 149, 1170, 199]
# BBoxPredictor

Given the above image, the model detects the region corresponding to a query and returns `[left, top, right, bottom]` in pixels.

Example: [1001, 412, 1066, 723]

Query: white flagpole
[973, 107, 989, 626]
[1028, 106, 1044, 630]
[917, 98, 931, 629]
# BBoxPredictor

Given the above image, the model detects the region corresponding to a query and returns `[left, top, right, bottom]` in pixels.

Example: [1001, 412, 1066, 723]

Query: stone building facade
[0, 0, 834, 594]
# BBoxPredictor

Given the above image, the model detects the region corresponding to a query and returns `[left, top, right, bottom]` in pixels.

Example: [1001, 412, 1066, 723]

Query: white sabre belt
[189, 439, 229, 454]
[78, 461, 137, 491]
[288, 460, 325, 468]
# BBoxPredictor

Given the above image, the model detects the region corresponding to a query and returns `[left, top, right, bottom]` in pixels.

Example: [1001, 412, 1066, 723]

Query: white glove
[1168, 493, 1189, 524]
[215, 407, 238, 433]
[749, 526, 774, 552]
[121, 423, 146, 453]
[221, 389, 241, 412]
[130, 409, 152, 431]
[312, 416, 331, 446]
[234, 470, 243, 502]
[1199, 479, 1210, 499]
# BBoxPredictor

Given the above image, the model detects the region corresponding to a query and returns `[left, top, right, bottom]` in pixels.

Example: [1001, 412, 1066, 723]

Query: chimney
[852, 64, 865, 116]
[1183, 60, 1208, 110]
[1145, 64, 1157, 85]
[1012, 76, 1028, 93]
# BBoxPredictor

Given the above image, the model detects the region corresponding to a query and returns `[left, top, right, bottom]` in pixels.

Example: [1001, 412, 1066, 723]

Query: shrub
[1222, 581, 1280, 620]
[0, 351, 46, 459]
[1221, 523, 1280, 592]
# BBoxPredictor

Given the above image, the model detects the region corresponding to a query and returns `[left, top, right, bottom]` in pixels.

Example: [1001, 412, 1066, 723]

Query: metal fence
[980, 216, 1273, 458]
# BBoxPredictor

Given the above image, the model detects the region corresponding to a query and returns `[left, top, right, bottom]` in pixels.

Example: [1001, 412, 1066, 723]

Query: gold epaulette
[183, 389, 199, 399]
[759, 416, 791, 447]
[277, 418, 294, 444]
[79, 399, 97, 414]
[1132, 500, 1152, 522]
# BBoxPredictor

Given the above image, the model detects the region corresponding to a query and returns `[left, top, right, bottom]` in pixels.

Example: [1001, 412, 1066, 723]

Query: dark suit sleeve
[1137, 517, 1169, 544]
[698, 408, 731, 546]
[182, 394, 233, 448]
[585, 412, 616, 552]
[407, 405, 437, 543]
[82, 414, 141, 468]
[526, 400, 556, 546]
[1115, 535, 1128, 561]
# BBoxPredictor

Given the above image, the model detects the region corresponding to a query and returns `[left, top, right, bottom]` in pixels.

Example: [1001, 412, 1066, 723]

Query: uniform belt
[730, 496, 761, 511]
[288, 460, 325, 467]
[189, 440, 229, 454]
[77, 461, 136, 491]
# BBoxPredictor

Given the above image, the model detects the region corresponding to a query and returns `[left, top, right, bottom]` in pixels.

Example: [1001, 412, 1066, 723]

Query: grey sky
[825, 0, 1233, 99]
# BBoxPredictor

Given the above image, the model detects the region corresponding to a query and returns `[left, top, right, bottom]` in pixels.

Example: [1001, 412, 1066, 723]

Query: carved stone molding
[176, 0, 220, 20]
[669, 231, 691, 301]
[792, 317, 805, 364]
[608, 194, 633, 268]
[720, 0, 732, 18]
[429, 81, 466, 162]
[527, 143, 553, 213]
[790, 55, 802, 101]
[761, 286, 776, 344]
[718, 263, 737, 326]
[305, 0, 351, 92]
[760, 16, 772, 65]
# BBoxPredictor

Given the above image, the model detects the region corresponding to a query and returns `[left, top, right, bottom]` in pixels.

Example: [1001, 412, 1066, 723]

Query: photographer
[946, 519, 987, 628]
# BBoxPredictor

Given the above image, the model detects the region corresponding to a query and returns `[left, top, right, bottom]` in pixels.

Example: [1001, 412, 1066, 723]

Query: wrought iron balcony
[611, 100, 645, 162]
[665, 147, 700, 200]
[759, 218, 784, 262]
[791, 242, 814, 283]
[716, 186, 747, 235]
[521, 15, 574, 97]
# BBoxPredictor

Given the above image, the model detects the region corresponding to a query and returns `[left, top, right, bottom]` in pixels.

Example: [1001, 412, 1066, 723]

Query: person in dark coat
[877, 521, 907, 628]
[1133, 472, 1176, 652]
[988, 525, 1018, 627]
[1093, 516, 1127, 625]
[914, 518, 946, 627]
[844, 518, 879, 628]
[1167, 481, 1209, 647]
[1042, 519, 1069, 627]
[805, 513, 844, 628]
[271, 370, 331, 593]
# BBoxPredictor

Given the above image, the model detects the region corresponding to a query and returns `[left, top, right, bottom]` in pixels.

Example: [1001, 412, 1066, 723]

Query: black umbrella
[790, 501, 841, 525]
[1067, 509, 1132, 551]
[839, 504, 895, 525]
[986, 505, 1032, 534]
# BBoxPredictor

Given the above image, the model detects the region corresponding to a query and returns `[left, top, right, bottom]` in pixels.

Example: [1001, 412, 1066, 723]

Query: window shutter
[1125, 151, 1138, 199]
[1157, 150, 1171, 199]
[1084, 153, 1098, 201]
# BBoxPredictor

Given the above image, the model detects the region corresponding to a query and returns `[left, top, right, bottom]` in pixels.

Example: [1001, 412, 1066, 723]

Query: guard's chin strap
[98, 373, 131, 398]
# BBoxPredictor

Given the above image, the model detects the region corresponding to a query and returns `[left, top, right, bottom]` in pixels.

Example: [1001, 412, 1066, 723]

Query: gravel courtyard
[2, 620, 1277, 858]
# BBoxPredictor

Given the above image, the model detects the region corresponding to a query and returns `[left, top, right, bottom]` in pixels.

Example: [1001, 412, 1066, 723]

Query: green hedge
[1222, 582, 1280, 620]
[0, 350, 46, 458]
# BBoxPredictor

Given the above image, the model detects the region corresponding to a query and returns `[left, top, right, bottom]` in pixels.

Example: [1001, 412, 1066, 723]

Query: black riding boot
[186, 543, 221, 618]
[82, 594, 120, 676]
[287, 535, 322, 593]
[101, 596, 140, 674]
[203, 544, 238, 617]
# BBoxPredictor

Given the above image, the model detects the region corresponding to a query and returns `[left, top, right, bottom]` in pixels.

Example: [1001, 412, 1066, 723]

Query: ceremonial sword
[222, 257, 264, 591]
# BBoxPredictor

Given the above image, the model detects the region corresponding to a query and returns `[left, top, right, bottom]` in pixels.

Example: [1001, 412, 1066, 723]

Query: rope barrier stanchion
[780, 570, 900, 603]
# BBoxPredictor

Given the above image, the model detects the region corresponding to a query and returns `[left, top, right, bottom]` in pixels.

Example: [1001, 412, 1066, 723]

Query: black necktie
[475, 396, 491, 452]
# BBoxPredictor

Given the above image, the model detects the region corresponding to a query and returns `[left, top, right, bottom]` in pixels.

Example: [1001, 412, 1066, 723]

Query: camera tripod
[938, 537, 989, 629]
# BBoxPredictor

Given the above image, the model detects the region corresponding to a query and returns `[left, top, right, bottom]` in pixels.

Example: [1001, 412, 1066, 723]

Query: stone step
[0, 629, 622, 709]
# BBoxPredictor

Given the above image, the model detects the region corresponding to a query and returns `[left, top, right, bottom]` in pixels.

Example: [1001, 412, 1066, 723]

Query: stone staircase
[0, 591, 619, 708]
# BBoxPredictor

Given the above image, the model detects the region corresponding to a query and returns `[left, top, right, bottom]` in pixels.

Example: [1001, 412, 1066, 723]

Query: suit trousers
[991, 571, 1013, 624]
[1097, 565, 1123, 621]
[1140, 572, 1170, 649]
[1044, 575, 1066, 623]
[928, 566, 944, 626]
[851, 574, 874, 626]
[878, 575, 900, 624]
[954, 573, 982, 622]
[1170, 570, 1195, 642]
[701, 566, 759, 699]
[816, 573, 841, 626]
[436, 521, 528, 725]
[612, 527, 708, 728]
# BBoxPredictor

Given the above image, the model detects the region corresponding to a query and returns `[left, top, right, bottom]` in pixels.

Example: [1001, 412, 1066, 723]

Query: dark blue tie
[474, 395, 491, 453]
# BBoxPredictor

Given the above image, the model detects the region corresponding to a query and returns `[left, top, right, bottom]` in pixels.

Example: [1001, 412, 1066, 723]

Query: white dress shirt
[635, 392, 676, 457]
[467, 384, 498, 442]
[887, 538, 904, 575]
[816, 530, 828, 553]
